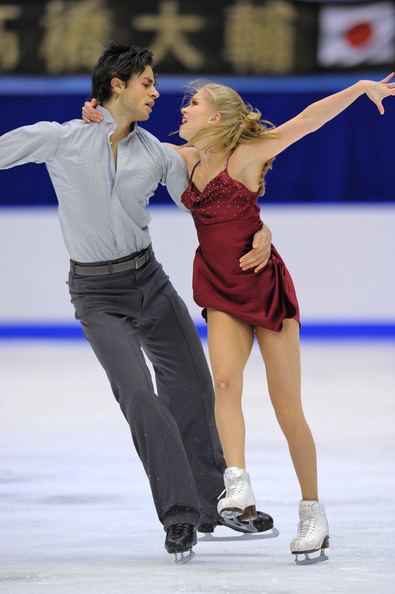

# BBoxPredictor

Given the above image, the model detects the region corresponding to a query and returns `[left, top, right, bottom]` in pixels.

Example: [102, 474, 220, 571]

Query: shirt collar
[98, 106, 137, 139]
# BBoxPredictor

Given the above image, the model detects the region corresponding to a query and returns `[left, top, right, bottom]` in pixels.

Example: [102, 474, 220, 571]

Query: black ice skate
[165, 523, 197, 563]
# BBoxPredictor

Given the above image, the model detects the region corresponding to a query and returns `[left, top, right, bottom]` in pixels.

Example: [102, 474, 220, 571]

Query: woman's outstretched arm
[251, 73, 395, 164]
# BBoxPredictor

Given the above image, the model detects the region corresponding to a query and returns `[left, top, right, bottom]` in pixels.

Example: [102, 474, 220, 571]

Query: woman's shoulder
[231, 141, 260, 163]
[234, 139, 274, 166]
[163, 143, 199, 172]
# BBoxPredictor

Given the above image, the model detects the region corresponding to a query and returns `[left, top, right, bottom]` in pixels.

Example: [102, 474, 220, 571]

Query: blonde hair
[184, 81, 277, 193]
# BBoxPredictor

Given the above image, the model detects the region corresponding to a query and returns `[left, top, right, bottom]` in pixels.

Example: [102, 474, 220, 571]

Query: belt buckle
[135, 253, 145, 270]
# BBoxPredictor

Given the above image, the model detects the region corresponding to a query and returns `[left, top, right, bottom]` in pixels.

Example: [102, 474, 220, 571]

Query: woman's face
[179, 89, 218, 141]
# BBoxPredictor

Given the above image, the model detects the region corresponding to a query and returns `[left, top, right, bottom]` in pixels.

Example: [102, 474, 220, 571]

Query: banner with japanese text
[0, 0, 393, 76]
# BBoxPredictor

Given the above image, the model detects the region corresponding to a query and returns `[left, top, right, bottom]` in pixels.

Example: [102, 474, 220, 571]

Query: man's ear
[110, 77, 125, 98]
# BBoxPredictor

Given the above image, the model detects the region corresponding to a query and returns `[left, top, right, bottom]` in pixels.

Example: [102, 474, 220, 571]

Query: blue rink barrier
[0, 73, 389, 95]
[0, 322, 394, 341]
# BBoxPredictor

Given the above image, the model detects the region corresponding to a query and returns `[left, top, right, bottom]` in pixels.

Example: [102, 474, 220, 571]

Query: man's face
[115, 66, 160, 121]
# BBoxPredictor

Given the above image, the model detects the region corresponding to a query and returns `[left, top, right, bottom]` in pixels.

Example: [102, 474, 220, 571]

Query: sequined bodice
[181, 169, 261, 226]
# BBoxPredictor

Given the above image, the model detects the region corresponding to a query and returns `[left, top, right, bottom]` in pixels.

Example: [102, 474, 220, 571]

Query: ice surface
[1, 341, 394, 594]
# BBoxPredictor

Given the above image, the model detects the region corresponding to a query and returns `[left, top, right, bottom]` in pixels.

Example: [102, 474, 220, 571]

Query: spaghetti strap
[224, 148, 236, 171]
[189, 160, 200, 185]
[189, 149, 235, 190]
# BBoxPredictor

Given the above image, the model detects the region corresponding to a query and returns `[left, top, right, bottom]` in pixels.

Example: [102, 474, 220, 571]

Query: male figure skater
[0, 44, 273, 562]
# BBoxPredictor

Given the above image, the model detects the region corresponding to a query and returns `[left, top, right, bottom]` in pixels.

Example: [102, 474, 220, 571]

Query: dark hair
[91, 43, 153, 103]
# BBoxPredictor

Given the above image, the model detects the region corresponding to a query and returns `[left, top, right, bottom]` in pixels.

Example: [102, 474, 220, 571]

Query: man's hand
[82, 98, 103, 123]
[240, 224, 272, 273]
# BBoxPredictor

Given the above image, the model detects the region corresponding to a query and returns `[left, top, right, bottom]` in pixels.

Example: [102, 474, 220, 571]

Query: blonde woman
[83, 73, 394, 561]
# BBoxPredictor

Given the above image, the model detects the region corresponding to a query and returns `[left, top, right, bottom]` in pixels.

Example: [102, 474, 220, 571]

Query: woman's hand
[364, 72, 395, 115]
[82, 98, 103, 123]
[240, 224, 272, 273]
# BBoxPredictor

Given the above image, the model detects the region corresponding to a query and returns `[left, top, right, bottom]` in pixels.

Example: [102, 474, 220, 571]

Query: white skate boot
[217, 467, 256, 521]
[290, 500, 329, 565]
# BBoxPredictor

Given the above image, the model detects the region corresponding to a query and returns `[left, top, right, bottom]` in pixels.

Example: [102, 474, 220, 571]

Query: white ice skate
[290, 500, 329, 565]
[217, 467, 257, 521]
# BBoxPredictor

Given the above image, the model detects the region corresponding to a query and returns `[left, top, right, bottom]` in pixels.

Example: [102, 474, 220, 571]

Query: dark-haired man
[0, 44, 273, 562]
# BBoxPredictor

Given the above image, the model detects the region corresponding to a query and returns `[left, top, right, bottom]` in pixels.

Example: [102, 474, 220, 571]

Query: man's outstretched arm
[0, 122, 61, 169]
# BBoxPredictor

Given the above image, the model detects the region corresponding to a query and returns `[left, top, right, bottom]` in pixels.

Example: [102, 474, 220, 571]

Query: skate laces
[218, 477, 246, 500]
[167, 523, 193, 539]
[297, 517, 317, 539]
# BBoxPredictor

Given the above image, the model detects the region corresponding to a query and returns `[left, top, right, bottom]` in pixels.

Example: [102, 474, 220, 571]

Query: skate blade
[174, 549, 195, 564]
[293, 536, 330, 565]
[220, 514, 271, 534]
[294, 549, 329, 565]
[199, 527, 280, 542]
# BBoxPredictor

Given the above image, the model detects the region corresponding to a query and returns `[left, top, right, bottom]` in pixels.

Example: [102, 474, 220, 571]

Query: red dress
[181, 155, 300, 331]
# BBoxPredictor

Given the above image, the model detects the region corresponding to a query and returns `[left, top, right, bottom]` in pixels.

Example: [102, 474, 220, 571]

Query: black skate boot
[198, 511, 274, 535]
[165, 523, 197, 563]
[197, 522, 217, 534]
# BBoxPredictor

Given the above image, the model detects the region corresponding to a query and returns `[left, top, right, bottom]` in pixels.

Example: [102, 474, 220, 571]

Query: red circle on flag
[345, 22, 374, 47]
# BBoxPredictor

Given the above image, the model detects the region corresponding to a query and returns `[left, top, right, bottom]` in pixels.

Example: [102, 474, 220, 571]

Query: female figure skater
[172, 74, 394, 561]
[83, 74, 394, 560]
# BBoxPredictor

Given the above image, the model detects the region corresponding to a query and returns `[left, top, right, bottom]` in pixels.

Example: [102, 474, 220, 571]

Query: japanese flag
[317, 2, 395, 67]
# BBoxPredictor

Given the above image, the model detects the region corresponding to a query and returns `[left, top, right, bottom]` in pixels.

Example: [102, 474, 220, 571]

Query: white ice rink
[1, 339, 394, 594]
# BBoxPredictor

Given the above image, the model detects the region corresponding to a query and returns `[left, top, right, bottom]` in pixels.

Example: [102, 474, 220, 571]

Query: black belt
[70, 245, 153, 276]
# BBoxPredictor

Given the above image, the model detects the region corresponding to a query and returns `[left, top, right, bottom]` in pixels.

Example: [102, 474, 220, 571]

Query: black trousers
[68, 252, 225, 529]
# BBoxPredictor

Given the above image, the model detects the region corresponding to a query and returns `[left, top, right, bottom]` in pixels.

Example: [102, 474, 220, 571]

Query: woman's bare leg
[207, 309, 254, 468]
[256, 319, 318, 500]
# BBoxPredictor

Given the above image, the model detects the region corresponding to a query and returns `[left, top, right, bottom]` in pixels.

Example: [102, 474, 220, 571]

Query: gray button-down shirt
[0, 107, 188, 262]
